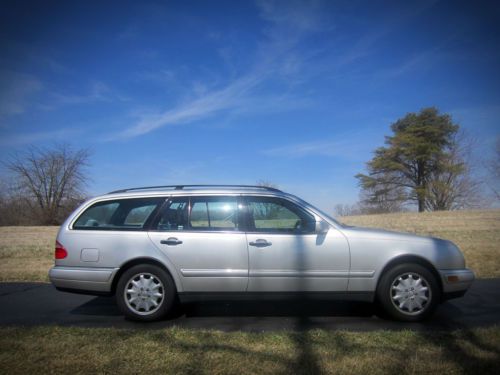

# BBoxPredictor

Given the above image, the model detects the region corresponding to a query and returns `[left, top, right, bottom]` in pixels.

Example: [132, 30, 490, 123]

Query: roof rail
[108, 184, 282, 194]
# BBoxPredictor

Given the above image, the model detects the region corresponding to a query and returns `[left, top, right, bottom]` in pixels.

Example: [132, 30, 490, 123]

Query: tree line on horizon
[0, 107, 499, 225]
[0, 144, 89, 225]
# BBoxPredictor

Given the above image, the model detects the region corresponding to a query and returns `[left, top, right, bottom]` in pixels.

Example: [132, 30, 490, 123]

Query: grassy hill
[0, 209, 498, 282]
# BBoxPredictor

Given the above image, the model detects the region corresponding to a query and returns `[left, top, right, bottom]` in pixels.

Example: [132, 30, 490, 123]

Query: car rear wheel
[116, 264, 176, 321]
[377, 263, 440, 322]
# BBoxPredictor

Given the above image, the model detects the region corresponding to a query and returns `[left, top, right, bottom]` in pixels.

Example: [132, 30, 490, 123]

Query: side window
[73, 198, 163, 230]
[124, 205, 157, 225]
[190, 197, 240, 231]
[246, 197, 315, 234]
[156, 198, 189, 231]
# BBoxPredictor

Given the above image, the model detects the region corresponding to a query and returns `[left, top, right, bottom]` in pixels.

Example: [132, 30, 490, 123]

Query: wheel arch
[376, 254, 443, 296]
[111, 257, 182, 294]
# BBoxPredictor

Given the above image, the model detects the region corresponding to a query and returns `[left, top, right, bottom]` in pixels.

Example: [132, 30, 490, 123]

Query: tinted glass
[190, 197, 240, 230]
[124, 205, 157, 225]
[156, 198, 189, 231]
[74, 198, 163, 230]
[246, 197, 315, 233]
[154, 196, 241, 231]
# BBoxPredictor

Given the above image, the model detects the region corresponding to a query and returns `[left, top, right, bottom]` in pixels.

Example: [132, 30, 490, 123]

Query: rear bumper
[439, 268, 475, 297]
[49, 266, 119, 293]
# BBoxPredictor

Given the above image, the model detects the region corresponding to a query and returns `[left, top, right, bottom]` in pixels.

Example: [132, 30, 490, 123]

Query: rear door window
[73, 198, 164, 230]
[155, 197, 189, 231]
[190, 197, 240, 230]
[153, 196, 242, 231]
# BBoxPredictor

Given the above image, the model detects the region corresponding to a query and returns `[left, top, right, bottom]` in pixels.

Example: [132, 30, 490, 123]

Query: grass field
[0, 326, 499, 374]
[0, 209, 499, 374]
[0, 226, 56, 282]
[0, 209, 499, 282]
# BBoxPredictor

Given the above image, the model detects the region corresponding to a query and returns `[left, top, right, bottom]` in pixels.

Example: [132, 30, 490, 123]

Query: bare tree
[487, 137, 500, 200]
[0, 180, 30, 225]
[425, 133, 483, 210]
[256, 179, 279, 189]
[334, 204, 350, 217]
[333, 203, 361, 217]
[357, 172, 407, 214]
[254, 180, 281, 218]
[4, 144, 90, 224]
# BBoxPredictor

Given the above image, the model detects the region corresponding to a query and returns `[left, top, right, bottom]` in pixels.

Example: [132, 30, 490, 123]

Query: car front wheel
[116, 264, 176, 321]
[377, 263, 440, 322]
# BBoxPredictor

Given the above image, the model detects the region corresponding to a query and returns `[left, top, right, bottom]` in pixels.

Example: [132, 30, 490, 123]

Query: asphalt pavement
[0, 279, 498, 332]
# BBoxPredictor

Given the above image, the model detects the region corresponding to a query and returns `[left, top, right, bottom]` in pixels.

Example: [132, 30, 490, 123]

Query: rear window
[73, 198, 164, 230]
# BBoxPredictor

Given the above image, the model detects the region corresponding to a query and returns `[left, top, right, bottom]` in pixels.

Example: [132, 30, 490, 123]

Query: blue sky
[1, 0, 499, 212]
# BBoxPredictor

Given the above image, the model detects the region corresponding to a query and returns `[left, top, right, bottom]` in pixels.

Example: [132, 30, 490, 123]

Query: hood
[340, 225, 444, 244]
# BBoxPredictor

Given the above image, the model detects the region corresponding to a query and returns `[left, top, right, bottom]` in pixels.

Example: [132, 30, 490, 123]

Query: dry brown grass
[0, 226, 57, 282]
[0, 326, 498, 374]
[340, 209, 500, 278]
[0, 209, 498, 282]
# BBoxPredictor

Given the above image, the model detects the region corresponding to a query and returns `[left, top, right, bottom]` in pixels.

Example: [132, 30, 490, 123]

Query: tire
[376, 263, 441, 322]
[116, 264, 176, 322]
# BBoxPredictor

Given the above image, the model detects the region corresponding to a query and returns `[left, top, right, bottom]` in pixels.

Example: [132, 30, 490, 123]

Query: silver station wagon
[49, 185, 474, 322]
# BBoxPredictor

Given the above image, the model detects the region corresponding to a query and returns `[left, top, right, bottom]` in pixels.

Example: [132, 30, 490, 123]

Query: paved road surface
[1, 279, 498, 331]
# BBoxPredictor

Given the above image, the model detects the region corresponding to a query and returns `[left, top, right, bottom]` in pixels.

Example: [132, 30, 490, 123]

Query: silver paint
[49, 187, 474, 299]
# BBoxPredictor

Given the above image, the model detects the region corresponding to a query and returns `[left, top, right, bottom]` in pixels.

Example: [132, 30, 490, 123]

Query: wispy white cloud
[117, 25, 140, 41]
[2, 40, 72, 74]
[115, 0, 329, 139]
[115, 0, 440, 140]
[318, 0, 439, 73]
[262, 139, 350, 158]
[386, 52, 436, 78]
[0, 127, 82, 147]
[121, 74, 265, 137]
[40, 81, 128, 110]
[0, 70, 43, 117]
[448, 104, 500, 140]
[41, 57, 71, 74]
[260, 130, 373, 161]
[377, 41, 450, 80]
[257, 0, 329, 34]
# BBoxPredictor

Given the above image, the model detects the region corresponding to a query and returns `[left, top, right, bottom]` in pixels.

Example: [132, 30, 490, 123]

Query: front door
[244, 196, 350, 292]
[148, 195, 248, 292]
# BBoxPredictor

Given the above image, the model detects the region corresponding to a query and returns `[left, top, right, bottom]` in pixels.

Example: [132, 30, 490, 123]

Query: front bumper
[49, 266, 119, 293]
[439, 268, 475, 295]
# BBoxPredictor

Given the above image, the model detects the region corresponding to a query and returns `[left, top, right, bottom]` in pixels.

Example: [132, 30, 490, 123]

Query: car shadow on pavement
[69, 294, 500, 332]
[181, 299, 376, 319]
[71, 296, 378, 319]
[70, 296, 121, 316]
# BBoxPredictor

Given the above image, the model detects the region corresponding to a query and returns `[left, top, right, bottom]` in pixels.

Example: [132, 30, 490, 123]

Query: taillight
[55, 240, 68, 259]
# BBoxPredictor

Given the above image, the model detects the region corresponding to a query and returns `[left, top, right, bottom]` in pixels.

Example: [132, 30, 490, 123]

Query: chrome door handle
[249, 239, 272, 247]
[160, 237, 183, 246]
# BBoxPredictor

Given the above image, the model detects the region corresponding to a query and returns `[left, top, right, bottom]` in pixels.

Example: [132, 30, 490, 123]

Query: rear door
[147, 195, 249, 292]
[244, 196, 350, 292]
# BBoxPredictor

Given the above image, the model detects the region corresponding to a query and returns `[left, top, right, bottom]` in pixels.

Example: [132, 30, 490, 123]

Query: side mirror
[316, 220, 329, 234]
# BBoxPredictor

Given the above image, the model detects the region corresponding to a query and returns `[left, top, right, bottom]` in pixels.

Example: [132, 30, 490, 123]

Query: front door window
[246, 197, 316, 234]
